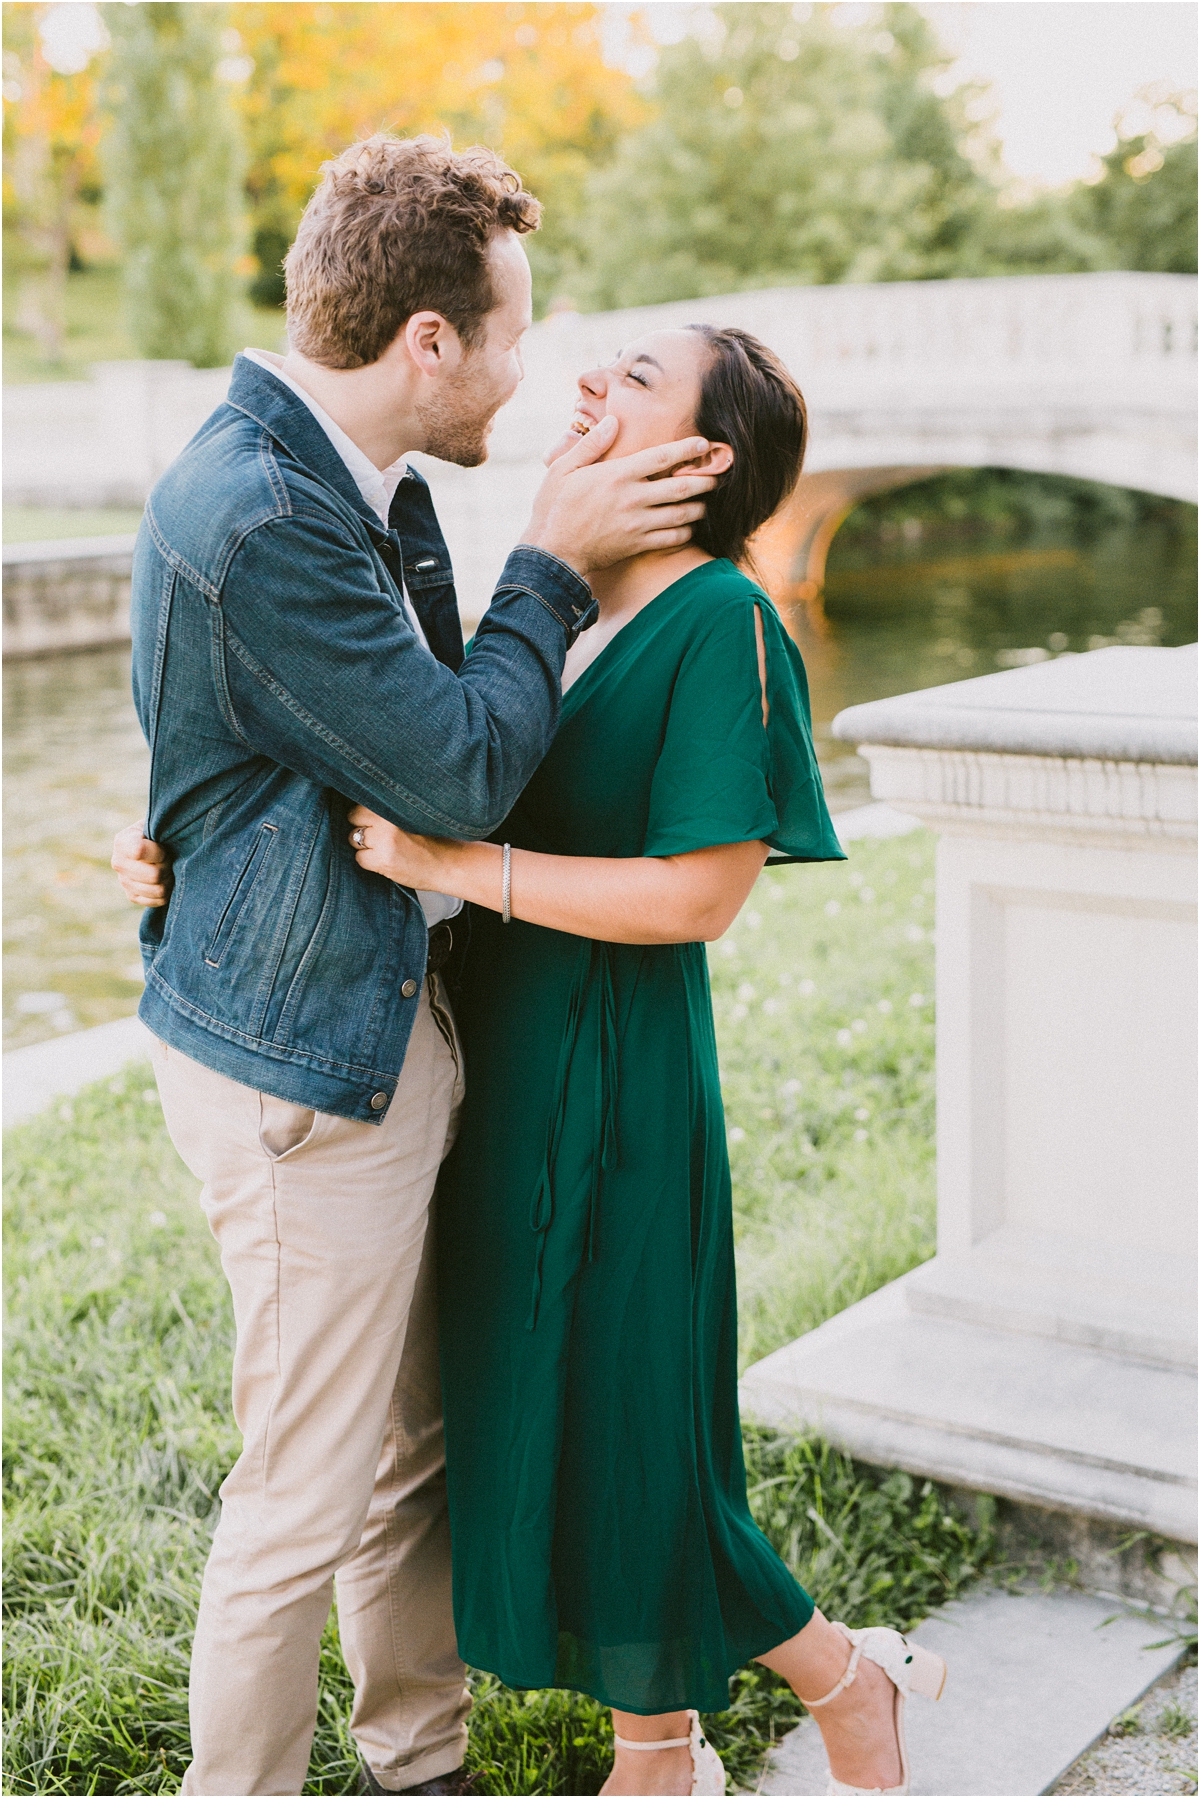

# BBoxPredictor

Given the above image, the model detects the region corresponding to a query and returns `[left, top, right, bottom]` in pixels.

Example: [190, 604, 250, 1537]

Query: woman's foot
[801, 1650, 903, 1790]
[600, 1741, 694, 1796]
[602, 1708, 726, 1796]
[757, 1610, 906, 1792]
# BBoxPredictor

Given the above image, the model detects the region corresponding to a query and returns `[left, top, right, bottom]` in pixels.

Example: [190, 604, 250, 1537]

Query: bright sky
[922, 2, 1197, 185]
[624, 1, 1197, 187]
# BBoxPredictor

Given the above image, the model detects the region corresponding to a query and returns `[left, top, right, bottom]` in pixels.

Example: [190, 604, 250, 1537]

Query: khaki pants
[152, 983, 468, 1796]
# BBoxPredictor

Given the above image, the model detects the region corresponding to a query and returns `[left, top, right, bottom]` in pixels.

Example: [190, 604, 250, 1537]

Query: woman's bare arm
[349, 807, 767, 944]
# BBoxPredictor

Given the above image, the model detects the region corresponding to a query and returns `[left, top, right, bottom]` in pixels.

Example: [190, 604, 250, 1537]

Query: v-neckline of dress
[561, 559, 727, 720]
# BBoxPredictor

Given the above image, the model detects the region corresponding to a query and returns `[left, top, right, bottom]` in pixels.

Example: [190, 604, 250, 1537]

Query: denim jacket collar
[226, 354, 395, 538]
[225, 353, 463, 670]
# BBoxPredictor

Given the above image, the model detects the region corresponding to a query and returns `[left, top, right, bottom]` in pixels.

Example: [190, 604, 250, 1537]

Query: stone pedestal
[741, 645, 1197, 1544]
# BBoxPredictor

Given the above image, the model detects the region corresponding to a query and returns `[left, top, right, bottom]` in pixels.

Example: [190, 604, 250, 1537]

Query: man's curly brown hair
[284, 134, 540, 369]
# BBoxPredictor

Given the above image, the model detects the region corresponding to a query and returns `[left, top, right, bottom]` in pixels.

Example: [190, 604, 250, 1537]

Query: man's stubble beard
[415, 370, 500, 468]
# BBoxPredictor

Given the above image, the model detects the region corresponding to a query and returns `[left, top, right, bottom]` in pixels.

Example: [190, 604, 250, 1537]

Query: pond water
[4, 510, 1196, 1050]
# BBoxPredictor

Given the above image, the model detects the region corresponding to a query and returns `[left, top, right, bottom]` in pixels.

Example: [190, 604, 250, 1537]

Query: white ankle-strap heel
[803, 1622, 946, 1796]
[612, 1710, 727, 1795]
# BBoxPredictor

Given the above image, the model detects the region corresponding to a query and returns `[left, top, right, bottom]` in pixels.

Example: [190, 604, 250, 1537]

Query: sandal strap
[613, 1732, 691, 1750]
[799, 1632, 865, 1709]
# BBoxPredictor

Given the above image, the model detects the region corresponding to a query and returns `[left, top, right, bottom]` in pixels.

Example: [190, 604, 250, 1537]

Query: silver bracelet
[502, 842, 512, 923]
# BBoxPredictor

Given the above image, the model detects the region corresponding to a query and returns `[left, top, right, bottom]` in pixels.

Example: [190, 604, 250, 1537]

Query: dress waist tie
[526, 940, 620, 1332]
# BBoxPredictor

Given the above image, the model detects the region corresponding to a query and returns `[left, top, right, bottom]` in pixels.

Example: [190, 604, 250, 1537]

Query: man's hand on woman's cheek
[524, 422, 717, 577]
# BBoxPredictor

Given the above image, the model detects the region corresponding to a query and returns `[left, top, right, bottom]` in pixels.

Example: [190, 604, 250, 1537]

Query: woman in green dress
[349, 326, 946, 1798]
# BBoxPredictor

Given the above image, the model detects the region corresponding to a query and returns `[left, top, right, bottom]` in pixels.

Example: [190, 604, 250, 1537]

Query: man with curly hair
[113, 134, 715, 1796]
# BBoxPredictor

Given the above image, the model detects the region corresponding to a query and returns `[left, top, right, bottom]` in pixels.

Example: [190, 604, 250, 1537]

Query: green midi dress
[437, 558, 845, 1716]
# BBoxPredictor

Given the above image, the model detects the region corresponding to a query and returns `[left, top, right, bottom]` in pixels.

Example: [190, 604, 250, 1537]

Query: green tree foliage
[101, 2, 245, 365]
[575, 2, 994, 308]
[1069, 91, 1197, 275]
[979, 89, 1198, 279]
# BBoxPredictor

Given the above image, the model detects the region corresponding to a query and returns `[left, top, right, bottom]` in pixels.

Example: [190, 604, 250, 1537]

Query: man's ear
[402, 309, 460, 377]
[678, 441, 733, 476]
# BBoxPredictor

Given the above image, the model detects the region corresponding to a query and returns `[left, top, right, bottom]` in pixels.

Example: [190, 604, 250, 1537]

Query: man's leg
[337, 976, 470, 1793]
[335, 1210, 468, 1793]
[153, 987, 466, 1797]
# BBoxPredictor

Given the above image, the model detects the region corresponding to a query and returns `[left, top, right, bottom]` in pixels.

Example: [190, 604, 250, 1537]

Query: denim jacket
[133, 355, 593, 1120]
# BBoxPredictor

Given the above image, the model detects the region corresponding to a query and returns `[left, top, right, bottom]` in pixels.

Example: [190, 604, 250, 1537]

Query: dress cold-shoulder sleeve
[642, 575, 845, 864]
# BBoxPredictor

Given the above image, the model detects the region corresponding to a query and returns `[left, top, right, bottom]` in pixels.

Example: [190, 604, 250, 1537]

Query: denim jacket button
[370, 1091, 388, 1111]
[401, 978, 418, 998]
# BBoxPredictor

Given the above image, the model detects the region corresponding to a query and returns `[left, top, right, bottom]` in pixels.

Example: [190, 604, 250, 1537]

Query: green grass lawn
[2, 266, 287, 385]
[2, 508, 146, 544]
[4, 832, 993, 1795]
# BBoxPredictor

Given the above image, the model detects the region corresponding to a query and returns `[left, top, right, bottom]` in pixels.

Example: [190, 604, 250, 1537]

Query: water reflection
[802, 515, 1197, 809]
[4, 512, 1196, 1049]
[4, 651, 150, 1050]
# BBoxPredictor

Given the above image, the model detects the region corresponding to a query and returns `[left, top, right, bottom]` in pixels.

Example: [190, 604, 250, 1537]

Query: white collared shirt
[242, 348, 461, 928]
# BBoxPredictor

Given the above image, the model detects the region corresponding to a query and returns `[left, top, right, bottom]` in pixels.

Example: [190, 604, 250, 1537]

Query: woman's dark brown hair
[685, 325, 808, 569]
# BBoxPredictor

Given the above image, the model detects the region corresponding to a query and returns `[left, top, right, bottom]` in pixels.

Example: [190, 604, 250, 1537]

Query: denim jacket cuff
[500, 546, 596, 638]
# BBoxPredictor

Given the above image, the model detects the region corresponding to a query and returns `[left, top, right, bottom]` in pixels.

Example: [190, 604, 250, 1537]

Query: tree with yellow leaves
[228, 2, 645, 310]
[2, 0, 107, 360]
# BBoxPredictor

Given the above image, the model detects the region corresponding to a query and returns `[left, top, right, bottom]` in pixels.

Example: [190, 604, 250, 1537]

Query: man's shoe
[358, 1762, 480, 1796]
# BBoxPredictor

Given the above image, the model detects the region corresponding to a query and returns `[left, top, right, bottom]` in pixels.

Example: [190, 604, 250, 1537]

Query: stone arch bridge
[426, 269, 1195, 621]
[3, 271, 1194, 632]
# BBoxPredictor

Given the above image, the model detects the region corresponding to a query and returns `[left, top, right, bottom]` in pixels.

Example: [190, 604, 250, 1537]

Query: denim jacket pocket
[203, 822, 279, 968]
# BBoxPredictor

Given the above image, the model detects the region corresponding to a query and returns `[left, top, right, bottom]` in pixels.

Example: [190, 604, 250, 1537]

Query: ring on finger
[350, 826, 367, 849]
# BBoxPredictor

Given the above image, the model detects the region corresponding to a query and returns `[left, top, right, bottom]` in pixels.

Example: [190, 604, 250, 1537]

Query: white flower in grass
[850, 871, 864, 889]
[149, 1211, 168, 1228]
[836, 1028, 853, 1047]
[745, 909, 763, 929]
[858, 887, 875, 904]
[854, 1107, 870, 1121]
[877, 999, 893, 1014]
[728, 1126, 746, 1143]
[824, 899, 840, 917]
[762, 998, 781, 1016]
[719, 941, 738, 957]
[736, 982, 757, 1001]
[782, 1078, 802, 1095]
[905, 925, 925, 943]
[851, 1019, 867, 1034]
[854, 1128, 869, 1142]
[142, 1089, 159, 1103]
[909, 993, 926, 1008]
[730, 1003, 749, 1022]
[798, 978, 816, 996]
[90, 1235, 106, 1249]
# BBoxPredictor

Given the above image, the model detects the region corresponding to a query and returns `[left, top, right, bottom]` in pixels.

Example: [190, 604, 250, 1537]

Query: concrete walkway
[3, 1014, 154, 1126]
[754, 1586, 1186, 1797]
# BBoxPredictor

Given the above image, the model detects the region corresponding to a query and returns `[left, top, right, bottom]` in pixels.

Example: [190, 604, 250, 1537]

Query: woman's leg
[757, 1607, 902, 1791]
[600, 1608, 903, 1798]
[602, 1711, 693, 1797]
